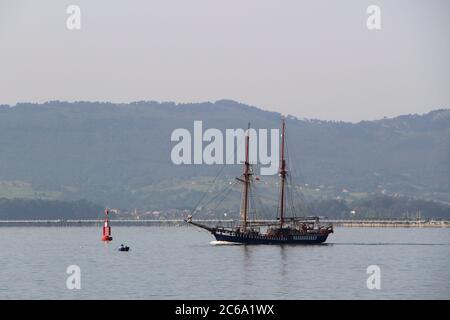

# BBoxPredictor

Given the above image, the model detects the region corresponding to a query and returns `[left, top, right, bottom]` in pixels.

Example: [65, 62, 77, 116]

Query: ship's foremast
[238, 124, 251, 232]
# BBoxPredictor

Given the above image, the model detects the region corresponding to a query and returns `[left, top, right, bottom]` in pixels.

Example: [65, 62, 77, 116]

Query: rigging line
[285, 123, 300, 190]
[208, 183, 235, 213]
[187, 164, 227, 217]
[248, 183, 258, 221]
[189, 125, 252, 218]
[252, 178, 271, 219]
[284, 174, 292, 217]
[285, 178, 293, 217]
[255, 163, 273, 219]
[249, 185, 259, 220]
[246, 183, 252, 218]
[288, 174, 298, 216]
[290, 172, 309, 215]
[200, 180, 237, 211]
[249, 164, 265, 220]
[207, 181, 236, 207]
[284, 122, 305, 185]
[287, 171, 296, 217]
[256, 189, 269, 220]
[292, 161, 307, 214]
[290, 168, 310, 216]
[284, 123, 309, 216]
[290, 177, 307, 216]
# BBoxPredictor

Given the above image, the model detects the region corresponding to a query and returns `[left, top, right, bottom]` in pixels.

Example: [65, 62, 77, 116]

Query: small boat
[118, 244, 130, 252]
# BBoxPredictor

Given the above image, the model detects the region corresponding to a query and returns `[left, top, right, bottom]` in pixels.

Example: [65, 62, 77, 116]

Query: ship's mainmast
[279, 118, 287, 229]
[239, 124, 251, 232]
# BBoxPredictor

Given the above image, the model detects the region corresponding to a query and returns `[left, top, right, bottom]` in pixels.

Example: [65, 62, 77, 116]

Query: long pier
[325, 219, 450, 228]
[0, 219, 449, 227]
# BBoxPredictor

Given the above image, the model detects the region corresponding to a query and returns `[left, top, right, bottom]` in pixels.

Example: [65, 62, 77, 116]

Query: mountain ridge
[0, 100, 448, 210]
[2, 99, 448, 125]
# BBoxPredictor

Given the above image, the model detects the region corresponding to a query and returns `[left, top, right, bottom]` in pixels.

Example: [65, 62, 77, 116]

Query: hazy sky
[0, 0, 449, 121]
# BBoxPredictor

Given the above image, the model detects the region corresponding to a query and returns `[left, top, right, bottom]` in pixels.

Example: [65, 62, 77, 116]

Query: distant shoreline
[0, 219, 449, 228]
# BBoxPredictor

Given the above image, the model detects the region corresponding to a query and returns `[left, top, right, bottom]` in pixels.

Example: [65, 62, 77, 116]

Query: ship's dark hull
[213, 231, 329, 245]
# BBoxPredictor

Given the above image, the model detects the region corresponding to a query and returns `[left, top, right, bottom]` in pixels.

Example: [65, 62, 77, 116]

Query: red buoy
[101, 208, 113, 241]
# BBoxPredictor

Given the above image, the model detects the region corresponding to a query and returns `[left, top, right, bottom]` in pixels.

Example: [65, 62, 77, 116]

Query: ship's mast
[279, 118, 287, 229]
[240, 124, 251, 232]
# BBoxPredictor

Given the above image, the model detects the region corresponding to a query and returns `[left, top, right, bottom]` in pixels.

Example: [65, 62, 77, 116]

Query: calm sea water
[0, 226, 449, 299]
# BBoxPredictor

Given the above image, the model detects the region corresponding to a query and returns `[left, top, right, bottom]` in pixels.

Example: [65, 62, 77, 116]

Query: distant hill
[308, 194, 450, 220]
[0, 100, 449, 212]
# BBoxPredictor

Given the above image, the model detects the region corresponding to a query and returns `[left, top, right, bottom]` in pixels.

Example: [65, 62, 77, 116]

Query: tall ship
[186, 118, 333, 244]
